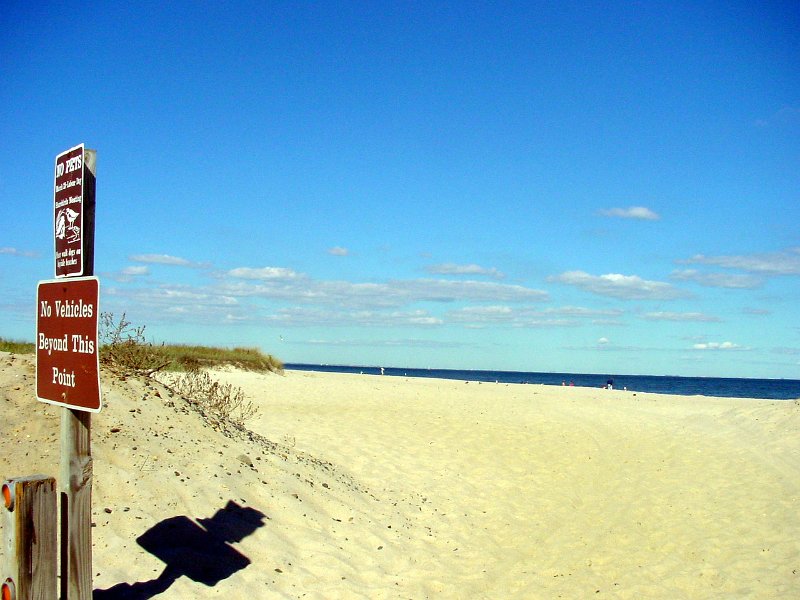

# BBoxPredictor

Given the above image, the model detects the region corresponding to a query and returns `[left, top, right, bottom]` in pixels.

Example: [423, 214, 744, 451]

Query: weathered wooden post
[59, 409, 93, 600]
[36, 144, 101, 600]
[2, 476, 57, 599]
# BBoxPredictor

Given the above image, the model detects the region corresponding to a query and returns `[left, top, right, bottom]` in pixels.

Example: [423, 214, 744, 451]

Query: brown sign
[54, 144, 94, 277]
[36, 277, 101, 412]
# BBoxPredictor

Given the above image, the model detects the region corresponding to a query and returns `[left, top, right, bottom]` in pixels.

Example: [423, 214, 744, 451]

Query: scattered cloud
[104, 265, 151, 283]
[102, 284, 246, 323]
[562, 342, 658, 353]
[771, 347, 800, 356]
[742, 307, 771, 316]
[691, 341, 745, 351]
[670, 269, 763, 289]
[598, 206, 660, 220]
[105, 264, 552, 329]
[328, 246, 349, 256]
[547, 306, 624, 318]
[679, 247, 800, 276]
[397, 279, 544, 302]
[267, 307, 443, 327]
[445, 305, 622, 328]
[643, 311, 721, 322]
[130, 254, 207, 268]
[304, 338, 464, 349]
[426, 263, 504, 279]
[549, 271, 688, 300]
[227, 266, 302, 280]
[219, 275, 548, 308]
[122, 266, 149, 277]
[0, 247, 39, 258]
[597, 337, 609, 345]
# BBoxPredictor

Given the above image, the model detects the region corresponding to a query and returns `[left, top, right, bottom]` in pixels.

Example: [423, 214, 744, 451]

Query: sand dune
[2, 352, 799, 598]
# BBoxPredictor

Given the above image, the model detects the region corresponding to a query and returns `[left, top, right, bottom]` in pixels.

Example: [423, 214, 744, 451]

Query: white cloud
[102, 284, 246, 324]
[547, 306, 624, 318]
[692, 341, 744, 351]
[549, 271, 687, 300]
[219, 277, 548, 308]
[395, 279, 547, 303]
[227, 266, 302, 280]
[426, 263, 504, 279]
[670, 269, 763, 289]
[598, 206, 660, 220]
[105, 265, 151, 282]
[130, 254, 206, 268]
[445, 305, 621, 328]
[597, 337, 609, 345]
[267, 307, 443, 327]
[121, 266, 149, 277]
[0, 247, 39, 258]
[105, 264, 552, 330]
[305, 338, 463, 349]
[328, 247, 349, 256]
[643, 311, 720, 322]
[679, 248, 800, 276]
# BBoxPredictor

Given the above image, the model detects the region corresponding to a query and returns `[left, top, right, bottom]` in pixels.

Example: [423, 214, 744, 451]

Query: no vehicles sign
[36, 276, 101, 412]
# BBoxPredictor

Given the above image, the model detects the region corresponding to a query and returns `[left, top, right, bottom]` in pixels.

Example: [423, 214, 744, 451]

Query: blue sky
[2, 1, 799, 378]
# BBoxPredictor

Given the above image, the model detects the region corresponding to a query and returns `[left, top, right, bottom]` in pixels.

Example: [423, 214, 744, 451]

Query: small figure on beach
[606, 379, 614, 390]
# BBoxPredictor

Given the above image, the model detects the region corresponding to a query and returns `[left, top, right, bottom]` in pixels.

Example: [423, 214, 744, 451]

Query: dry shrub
[99, 312, 171, 376]
[100, 312, 262, 424]
[167, 370, 260, 425]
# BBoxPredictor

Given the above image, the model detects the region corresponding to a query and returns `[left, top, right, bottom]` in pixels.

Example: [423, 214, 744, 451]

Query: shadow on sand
[94, 500, 266, 599]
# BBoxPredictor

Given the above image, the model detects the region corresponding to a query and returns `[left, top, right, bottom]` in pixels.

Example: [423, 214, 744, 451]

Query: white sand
[2, 352, 799, 598]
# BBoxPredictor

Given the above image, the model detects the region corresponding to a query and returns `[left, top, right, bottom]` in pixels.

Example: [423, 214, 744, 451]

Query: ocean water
[285, 364, 800, 401]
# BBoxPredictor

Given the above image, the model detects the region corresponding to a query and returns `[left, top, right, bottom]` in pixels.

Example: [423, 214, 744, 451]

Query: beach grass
[0, 338, 35, 354]
[1, 334, 282, 374]
[146, 343, 284, 373]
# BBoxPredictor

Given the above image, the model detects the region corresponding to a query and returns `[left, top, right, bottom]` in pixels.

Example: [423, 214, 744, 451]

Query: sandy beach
[2, 351, 799, 598]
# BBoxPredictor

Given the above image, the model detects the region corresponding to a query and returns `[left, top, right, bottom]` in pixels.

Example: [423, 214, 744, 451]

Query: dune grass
[96, 312, 283, 375]
[2, 320, 282, 375]
[147, 344, 284, 373]
[0, 338, 35, 354]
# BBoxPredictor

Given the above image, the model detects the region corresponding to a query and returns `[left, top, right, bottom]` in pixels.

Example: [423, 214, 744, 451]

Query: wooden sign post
[2, 476, 57, 599]
[37, 144, 99, 600]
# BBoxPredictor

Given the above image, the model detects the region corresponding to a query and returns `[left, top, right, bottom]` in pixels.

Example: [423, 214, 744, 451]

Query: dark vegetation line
[0, 312, 283, 374]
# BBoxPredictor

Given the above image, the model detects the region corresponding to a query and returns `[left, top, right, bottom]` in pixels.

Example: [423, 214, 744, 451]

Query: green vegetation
[3, 316, 277, 426]
[98, 312, 279, 425]
[0, 338, 35, 354]
[2, 314, 284, 374]
[147, 344, 284, 373]
[99, 312, 283, 375]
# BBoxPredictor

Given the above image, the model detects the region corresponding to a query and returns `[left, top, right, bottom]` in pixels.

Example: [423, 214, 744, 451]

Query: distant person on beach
[606, 379, 614, 390]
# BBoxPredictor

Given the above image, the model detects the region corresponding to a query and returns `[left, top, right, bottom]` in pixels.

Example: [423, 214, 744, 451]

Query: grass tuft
[0, 338, 35, 354]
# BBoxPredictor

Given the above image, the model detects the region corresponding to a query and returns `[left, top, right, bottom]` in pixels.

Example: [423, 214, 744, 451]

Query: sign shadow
[94, 500, 266, 599]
